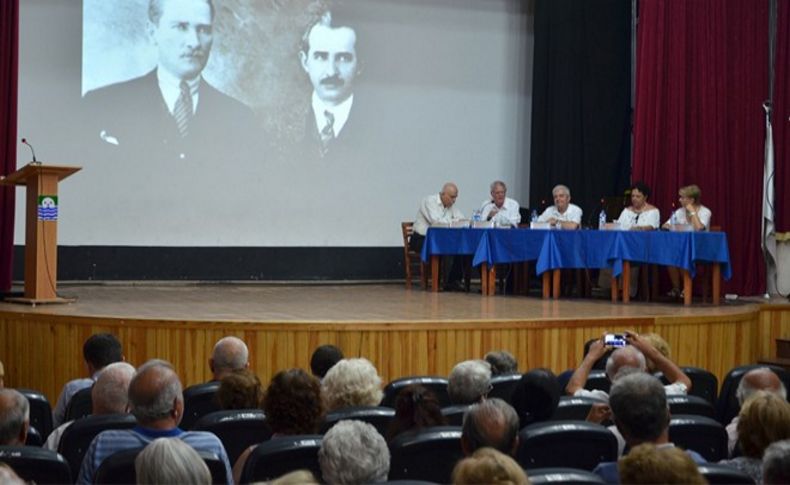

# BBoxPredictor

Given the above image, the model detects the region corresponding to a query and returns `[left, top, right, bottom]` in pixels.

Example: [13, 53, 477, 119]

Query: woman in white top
[662, 184, 713, 298]
[617, 182, 660, 230]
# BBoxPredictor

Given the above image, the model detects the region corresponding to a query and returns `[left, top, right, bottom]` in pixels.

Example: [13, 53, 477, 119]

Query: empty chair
[667, 394, 715, 418]
[402, 221, 427, 289]
[655, 366, 718, 405]
[0, 446, 71, 485]
[193, 409, 272, 466]
[517, 420, 617, 471]
[716, 364, 790, 425]
[440, 404, 471, 426]
[669, 414, 727, 462]
[321, 406, 395, 436]
[697, 463, 755, 484]
[583, 370, 611, 394]
[488, 374, 522, 403]
[239, 435, 323, 484]
[381, 377, 451, 408]
[24, 426, 43, 446]
[551, 395, 606, 421]
[181, 381, 221, 430]
[93, 447, 226, 484]
[64, 385, 93, 422]
[58, 413, 137, 481]
[527, 467, 606, 485]
[389, 426, 463, 483]
[16, 388, 53, 439]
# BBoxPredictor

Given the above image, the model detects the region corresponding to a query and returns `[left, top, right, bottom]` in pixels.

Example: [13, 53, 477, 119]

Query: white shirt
[311, 91, 354, 137]
[480, 197, 521, 227]
[664, 205, 712, 230]
[413, 194, 465, 236]
[156, 68, 201, 115]
[538, 203, 583, 225]
[617, 207, 660, 230]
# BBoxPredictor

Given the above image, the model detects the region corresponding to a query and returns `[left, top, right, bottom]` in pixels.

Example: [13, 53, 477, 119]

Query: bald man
[209, 336, 249, 381]
[727, 368, 787, 457]
[0, 389, 29, 446]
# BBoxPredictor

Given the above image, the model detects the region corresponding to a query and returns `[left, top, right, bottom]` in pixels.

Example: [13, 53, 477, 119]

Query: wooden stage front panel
[0, 284, 788, 404]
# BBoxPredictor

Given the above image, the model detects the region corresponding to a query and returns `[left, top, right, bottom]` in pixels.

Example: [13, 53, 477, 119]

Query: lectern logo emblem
[37, 196, 58, 221]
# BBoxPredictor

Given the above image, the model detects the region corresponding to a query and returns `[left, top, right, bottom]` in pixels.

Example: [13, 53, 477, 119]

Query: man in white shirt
[537, 184, 583, 229]
[726, 368, 787, 457]
[480, 181, 521, 228]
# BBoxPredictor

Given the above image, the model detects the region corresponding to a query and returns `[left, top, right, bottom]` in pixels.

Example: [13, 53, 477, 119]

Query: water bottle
[473, 210, 481, 223]
[598, 209, 607, 230]
[670, 209, 678, 225]
[531, 210, 538, 223]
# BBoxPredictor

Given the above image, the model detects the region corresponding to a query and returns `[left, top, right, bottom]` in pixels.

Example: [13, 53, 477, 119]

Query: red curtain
[775, 0, 790, 234]
[0, 0, 19, 293]
[633, 0, 768, 295]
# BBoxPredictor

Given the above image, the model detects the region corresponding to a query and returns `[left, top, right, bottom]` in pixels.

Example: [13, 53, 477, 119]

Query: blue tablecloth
[422, 228, 732, 280]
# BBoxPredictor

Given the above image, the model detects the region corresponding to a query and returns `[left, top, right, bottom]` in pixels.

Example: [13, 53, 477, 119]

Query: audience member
[319, 420, 390, 484]
[509, 368, 561, 429]
[45, 362, 136, 451]
[0, 388, 29, 445]
[583, 337, 613, 370]
[386, 384, 446, 441]
[719, 391, 790, 483]
[537, 184, 582, 229]
[452, 447, 530, 485]
[209, 336, 249, 381]
[618, 443, 706, 484]
[310, 344, 344, 379]
[321, 358, 383, 412]
[77, 359, 232, 484]
[484, 350, 518, 376]
[215, 368, 263, 410]
[269, 470, 320, 485]
[592, 373, 706, 484]
[233, 368, 324, 483]
[480, 181, 521, 228]
[727, 367, 787, 456]
[135, 437, 211, 485]
[0, 463, 24, 485]
[763, 439, 790, 485]
[448, 360, 492, 405]
[461, 398, 520, 457]
[53, 333, 124, 427]
[640, 333, 671, 373]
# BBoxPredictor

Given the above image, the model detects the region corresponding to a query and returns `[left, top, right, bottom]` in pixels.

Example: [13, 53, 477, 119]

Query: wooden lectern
[0, 164, 81, 304]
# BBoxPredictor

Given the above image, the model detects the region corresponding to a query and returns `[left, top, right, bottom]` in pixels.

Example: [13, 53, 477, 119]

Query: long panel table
[421, 228, 732, 305]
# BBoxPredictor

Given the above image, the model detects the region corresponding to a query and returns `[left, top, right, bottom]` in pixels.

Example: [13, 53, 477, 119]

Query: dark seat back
[716, 364, 790, 424]
[489, 374, 522, 403]
[655, 367, 719, 404]
[381, 377, 451, 408]
[527, 467, 606, 484]
[93, 447, 226, 484]
[551, 395, 607, 421]
[697, 463, 755, 484]
[239, 435, 323, 484]
[583, 371, 611, 394]
[24, 426, 43, 446]
[440, 404, 471, 426]
[669, 414, 728, 462]
[0, 446, 71, 485]
[181, 381, 221, 430]
[58, 413, 137, 481]
[517, 420, 617, 471]
[17, 388, 53, 439]
[667, 394, 715, 418]
[193, 409, 272, 466]
[64, 385, 93, 422]
[388, 426, 463, 483]
[321, 406, 396, 436]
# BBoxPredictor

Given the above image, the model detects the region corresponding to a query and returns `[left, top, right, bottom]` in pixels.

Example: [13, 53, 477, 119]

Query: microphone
[21, 138, 38, 164]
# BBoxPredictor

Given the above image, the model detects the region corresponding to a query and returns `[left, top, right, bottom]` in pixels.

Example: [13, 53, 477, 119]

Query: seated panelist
[537, 184, 582, 229]
[661, 184, 711, 231]
[616, 181, 660, 230]
[479, 180, 521, 228]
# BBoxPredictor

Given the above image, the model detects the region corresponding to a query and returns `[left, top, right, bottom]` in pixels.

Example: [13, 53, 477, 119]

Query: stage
[1, 282, 788, 404]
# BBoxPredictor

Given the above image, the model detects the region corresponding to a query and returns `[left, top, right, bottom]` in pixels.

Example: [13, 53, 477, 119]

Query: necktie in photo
[320, 110, 335, 156]
[174, 81, 194, 138]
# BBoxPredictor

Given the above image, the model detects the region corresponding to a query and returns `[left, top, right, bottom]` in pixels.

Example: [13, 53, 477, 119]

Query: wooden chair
[401, 222, 427, 289]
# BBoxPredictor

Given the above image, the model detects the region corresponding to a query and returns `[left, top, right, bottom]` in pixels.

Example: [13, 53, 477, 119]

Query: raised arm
[566, 337, 609, 395]
[625, 330, 692, 391]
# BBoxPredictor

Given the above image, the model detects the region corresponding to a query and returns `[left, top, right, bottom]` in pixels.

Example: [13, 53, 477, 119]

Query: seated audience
[232, 368, 324, 483]
[53, 333, 124, 427]
[640, 333, 671, 373]
[480, 181, 521, 228]
[0, 388, 28, 445]
[45, 362, 136, 451]
[135, 437, 211, 484]
[310, 344, 344, 380]
[452, 447, 530, 485]
[509, 368, 561, 429]
[537, 184, 582, 229]
[727, 367, 787, 456]
[616, 182, 660, 231]
[77, 359, 232, 484]
[269, 470, 320, 484]
[763, 439, 790, 485]
[448, 360, 492, 405]
[215, 368, 263, 410]
[662, 184, 712, 298]
[319, 420, 390, 484]
[618, 443, 706, 484]
[719, 391, 790, 483]
[385, 384, 447, 441]
[209, 336, 249, 381]
[461, 398, 520, 457]
[593, 373, 706, 484]
[321, 358, 383, 412]
[484, 350, 518, 376]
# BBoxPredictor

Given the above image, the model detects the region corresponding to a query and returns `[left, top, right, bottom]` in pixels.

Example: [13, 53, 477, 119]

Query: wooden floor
[1, 283, 789, 404]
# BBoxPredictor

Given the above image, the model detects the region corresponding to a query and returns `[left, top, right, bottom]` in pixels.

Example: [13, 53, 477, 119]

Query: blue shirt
[593, 444, 707, 484]
[77, 426, 232, 484]
[52, 377, 94, 428]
